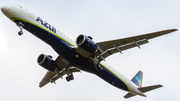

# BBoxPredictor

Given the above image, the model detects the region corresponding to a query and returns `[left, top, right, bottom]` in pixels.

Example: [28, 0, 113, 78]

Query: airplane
[1, 5, 177, 99]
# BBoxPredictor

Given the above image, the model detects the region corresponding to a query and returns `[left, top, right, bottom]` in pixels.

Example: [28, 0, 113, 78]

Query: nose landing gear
[17, 22, 24, 36]
[18, 29, 23, 36]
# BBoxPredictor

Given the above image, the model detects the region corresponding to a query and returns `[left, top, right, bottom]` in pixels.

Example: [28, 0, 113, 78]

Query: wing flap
[98, 38, 149, 61]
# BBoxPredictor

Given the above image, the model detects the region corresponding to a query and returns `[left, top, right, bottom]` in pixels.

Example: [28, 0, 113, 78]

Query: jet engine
[76, 34, 97, 54]
[37, 54, 57, 71]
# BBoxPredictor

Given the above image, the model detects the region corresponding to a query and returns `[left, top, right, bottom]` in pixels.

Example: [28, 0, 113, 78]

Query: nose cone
[1, 6, 5, 12]
[1, 6, 9, 13]
[1, 6, 12, 18]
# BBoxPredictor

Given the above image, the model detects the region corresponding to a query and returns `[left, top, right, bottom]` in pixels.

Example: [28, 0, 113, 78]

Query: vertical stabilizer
[131, 70, 143, 87]
[124, 70, 163, 99]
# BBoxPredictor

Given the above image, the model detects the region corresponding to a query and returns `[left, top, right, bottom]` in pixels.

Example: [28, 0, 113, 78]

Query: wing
[39, 68, 80, 87]
[96, 29, 177, 62]
[39, 56, 80, 88]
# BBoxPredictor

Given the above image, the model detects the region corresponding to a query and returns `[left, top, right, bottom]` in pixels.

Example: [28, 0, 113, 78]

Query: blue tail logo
[131, 70, 143, 87]
[135, 76, 142, 87]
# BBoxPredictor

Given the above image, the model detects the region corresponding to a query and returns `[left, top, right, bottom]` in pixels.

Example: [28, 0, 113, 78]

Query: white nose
[1, 6, 12, 18]
[1, 6, 9, 13]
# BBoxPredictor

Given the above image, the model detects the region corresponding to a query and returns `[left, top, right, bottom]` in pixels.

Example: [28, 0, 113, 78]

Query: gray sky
[0, 0, 180, 101]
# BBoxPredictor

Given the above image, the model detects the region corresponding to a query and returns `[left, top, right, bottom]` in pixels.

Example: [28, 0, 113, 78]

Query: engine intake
[76, 34, 97, 54]
[37, 54, 57, 71]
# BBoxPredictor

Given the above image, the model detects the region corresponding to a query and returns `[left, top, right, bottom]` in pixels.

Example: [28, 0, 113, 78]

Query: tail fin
[131, 70, 143, 87]
[124, 70, 163, 99]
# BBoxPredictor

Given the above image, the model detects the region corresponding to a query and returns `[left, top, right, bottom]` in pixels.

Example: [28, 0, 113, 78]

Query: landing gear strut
[66, 74, 74, 82]
[18, 30, 23, 36]
[17, 22, 24, 36]
[95, 63, 102, 70]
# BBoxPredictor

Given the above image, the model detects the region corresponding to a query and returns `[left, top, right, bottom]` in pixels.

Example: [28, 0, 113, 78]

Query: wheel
[66, 76, 70, 82]
[70, 75, 74, 80]
[18, 31, 23, 36]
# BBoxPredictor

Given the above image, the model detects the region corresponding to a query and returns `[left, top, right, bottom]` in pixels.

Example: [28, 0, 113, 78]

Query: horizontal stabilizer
[124, 84, 163, 99]
[138, 84, 163, 93]
[124, 93, 136, 99]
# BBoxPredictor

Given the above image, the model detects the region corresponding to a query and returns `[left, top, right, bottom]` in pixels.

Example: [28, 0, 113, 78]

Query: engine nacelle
[76, 34, 97, 54]
[37, 54, 57, 71]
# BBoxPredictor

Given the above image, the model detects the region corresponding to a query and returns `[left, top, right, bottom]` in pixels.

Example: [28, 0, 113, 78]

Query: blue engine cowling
[76, 34, 97, 54]
[37, 54, 57, 71]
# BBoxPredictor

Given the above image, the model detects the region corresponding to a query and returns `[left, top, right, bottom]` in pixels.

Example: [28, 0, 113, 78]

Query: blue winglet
[131, 70, 143, 87]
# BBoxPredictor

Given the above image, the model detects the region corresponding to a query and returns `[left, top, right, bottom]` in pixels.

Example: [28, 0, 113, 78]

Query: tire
[66, 76, 70, 82]
[18, 31, 23, 36]
[70, 75, 74, 80]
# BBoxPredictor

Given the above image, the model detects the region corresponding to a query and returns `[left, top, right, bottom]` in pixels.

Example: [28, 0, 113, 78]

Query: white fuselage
[1, 5, 145, 97]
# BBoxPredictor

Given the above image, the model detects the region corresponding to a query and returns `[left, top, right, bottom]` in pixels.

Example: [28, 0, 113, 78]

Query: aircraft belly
[14, 19, 128, 91]
[96, 66, 128, 91]
[14, 20, 58, 46]
[14, 20, 98, 74]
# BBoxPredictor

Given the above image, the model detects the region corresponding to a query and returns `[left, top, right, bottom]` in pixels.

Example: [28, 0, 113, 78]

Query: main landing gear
[17, 22, 24, 36]
[66, 74, 74, 82]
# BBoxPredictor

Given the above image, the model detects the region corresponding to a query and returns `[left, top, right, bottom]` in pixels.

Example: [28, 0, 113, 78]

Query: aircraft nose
[1, 6, 9, 13]
[1, 6, 12, 18]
